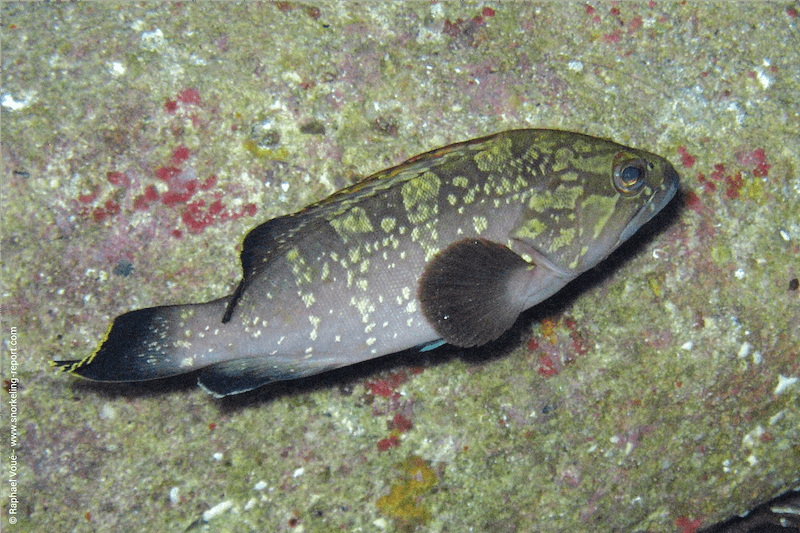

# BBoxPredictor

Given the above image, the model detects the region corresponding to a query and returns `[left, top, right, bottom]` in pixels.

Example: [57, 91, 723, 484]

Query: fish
[53, 129, 679, 397]
[704, 489, 800, 532]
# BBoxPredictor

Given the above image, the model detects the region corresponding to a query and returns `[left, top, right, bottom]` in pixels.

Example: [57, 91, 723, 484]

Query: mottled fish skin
[53, 129, 679, 397]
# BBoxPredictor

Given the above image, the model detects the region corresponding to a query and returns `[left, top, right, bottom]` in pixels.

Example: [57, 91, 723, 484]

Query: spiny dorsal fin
[418, 238, 533, 348]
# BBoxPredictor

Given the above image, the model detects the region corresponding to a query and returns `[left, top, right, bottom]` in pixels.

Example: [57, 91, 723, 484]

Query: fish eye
[612, 153, 648, 196]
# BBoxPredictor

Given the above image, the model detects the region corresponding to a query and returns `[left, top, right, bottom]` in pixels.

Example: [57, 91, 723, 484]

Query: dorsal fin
[222, 214, 297, 323]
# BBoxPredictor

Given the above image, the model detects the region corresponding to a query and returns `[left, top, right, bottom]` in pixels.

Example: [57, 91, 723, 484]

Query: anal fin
[197, 356, 339, 397]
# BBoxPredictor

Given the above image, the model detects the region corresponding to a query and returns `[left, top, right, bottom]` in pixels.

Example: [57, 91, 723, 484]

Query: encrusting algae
[377, 455, 439, 529]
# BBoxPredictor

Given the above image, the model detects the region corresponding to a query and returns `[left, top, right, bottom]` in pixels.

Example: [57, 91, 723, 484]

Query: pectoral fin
[418, 238, 533, 348]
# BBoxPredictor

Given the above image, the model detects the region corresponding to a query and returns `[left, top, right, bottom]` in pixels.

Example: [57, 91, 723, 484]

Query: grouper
[53, 129, 679, 397]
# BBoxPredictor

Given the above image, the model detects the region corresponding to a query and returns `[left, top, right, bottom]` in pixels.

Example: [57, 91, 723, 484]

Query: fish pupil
[612, 154, 648, 195]
[621, 165, 641, 183]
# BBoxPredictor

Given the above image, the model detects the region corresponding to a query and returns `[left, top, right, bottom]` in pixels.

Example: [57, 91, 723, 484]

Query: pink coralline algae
[365, 371, 409, 400]
[74, 89, 257, 238]
[681, 144, 772, 209]
[442, 6, 494, 46]
[527, 316, 589, 378]
[736, 148, 771, 177]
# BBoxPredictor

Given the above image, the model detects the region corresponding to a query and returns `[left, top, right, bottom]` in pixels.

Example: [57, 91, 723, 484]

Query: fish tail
[52, 297, 231, 383]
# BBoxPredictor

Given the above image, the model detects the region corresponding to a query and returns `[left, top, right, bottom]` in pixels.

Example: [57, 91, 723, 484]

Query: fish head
[512, 131, 680, 277]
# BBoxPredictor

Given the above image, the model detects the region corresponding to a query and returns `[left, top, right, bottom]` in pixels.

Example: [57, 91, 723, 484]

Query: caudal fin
[53, 296, 340, 397]
[52, 298, 230, 383]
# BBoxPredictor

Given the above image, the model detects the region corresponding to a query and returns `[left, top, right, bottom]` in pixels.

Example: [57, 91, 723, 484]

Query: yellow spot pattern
[402, 172, 440, 224]
[329, 206, 374, 241]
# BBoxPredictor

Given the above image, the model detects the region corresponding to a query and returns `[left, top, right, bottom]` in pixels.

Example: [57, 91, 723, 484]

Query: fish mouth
[615, 163, 679, 247]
